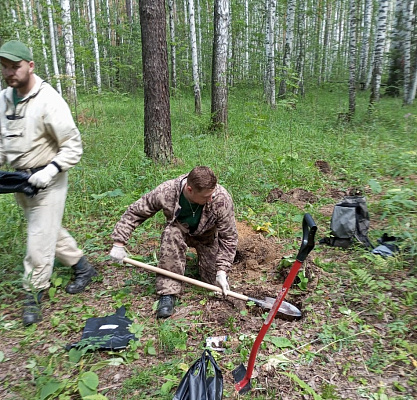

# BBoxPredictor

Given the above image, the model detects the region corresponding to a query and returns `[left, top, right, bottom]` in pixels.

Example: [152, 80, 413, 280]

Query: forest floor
[1, 178, 415, 400]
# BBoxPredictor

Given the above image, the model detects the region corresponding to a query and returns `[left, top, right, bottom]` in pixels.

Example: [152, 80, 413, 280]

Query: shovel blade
[232, 363, 252, 394]
[268, 299, 302, 320]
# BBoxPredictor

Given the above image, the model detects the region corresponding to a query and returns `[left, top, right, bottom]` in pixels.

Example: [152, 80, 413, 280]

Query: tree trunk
[35, 0, 50, 81]
[369, 0, 389, 109]
[210, 0, 229, 132]
[139, 0, 173, 162]
[266, 0, 276, 107]
[188, 0, 202, 114]
[89, 0, 102, 93]
[46, 0, 62, 94]
[278, 0, 296, 99]
[403, 0, 415, 105]
[348, 0, 356, 120]
[386, 0, 404, 97]
[61, 0, 77, 104]
[359, 0, 373, 86]
[168, 0, 178, 91]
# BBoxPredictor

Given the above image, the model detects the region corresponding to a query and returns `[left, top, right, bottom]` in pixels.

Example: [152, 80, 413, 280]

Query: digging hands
[110, 243, 127, 264]
[28, 164, 59, 189]
[216, 270, 230, 296]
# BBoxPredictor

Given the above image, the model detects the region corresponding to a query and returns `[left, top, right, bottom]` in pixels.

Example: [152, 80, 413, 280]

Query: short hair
[187, 166, 217, 192]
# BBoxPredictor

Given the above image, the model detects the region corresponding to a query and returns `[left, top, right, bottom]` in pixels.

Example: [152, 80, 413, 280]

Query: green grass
[0, 86, 416, 399]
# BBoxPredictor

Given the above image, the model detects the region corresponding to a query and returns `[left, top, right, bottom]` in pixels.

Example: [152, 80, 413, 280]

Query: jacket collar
[4, 74, 44, 103]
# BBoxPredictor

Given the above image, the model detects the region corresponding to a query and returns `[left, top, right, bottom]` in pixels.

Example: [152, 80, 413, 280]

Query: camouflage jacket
[111, 174, 238, 271]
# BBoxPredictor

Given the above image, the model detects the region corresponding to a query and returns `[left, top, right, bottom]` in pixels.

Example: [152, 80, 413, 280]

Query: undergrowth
[0, 87, 415, 399]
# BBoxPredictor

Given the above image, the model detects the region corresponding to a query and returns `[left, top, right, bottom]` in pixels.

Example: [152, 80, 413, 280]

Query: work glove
[216, 270, 230, 296]
[28, 164, 59, 189]
[110, 244, 127, 264]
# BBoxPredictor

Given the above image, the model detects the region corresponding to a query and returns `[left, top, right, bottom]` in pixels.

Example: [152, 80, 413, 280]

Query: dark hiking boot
[156, 295, 176, 319]
[22, 291, 43, 326]
[65, 256, 97, 294]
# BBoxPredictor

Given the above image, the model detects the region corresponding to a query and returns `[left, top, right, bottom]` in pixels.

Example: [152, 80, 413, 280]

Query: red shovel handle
[235, 213, 317, 393]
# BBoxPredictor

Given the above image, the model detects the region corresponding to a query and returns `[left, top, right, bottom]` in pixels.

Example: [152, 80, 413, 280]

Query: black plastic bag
[0, 170, 38, 197]
[173, 349, 223, 400]
[66, 306, 136, 351]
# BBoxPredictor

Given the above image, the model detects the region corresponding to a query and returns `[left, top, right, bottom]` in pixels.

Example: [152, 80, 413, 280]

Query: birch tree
[369, 0, 389, 109]
[348, 0, 357, 120]
[139, 0, 173, 162]
[188, 0, 202, 114]
[278, 0, 296, 99]
[61, 0, 77, 103]
[403, 0, 415, 105]
[211, 0, 230, 131]
[359, 0, 373, 86]
[46, 0, 62, 94]
[265, 0, 276, 107]
[35, 0, 50, 81]
[168, 0, 178, 90]
[89, 0, 102, 93]
[386, 0, 405, 96]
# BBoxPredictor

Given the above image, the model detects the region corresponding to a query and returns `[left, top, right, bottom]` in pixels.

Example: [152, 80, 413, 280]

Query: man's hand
[28, 164, 59, 189]
[216, 270, 230, 296]
[110, 244, 127, 264]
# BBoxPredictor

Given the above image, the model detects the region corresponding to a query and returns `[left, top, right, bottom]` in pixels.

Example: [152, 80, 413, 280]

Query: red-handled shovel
[233, 213, 317, 394]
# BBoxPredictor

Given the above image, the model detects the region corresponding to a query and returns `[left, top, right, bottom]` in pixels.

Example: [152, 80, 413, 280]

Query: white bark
[35, 0, 50, 80]
[348, 0, 357, 118]
[168, 0, 177, 89]
[278, 0, 296, 98]
[188, 0, 202, 113]
[89, 0, 102, 92]
[370, 0, 389, 106]
[403, 0, 415, 105]
[359, 0, 373, 84]
[46, 0, 62, 94]
[266, 0, 276, 106]
[61, 0, 77, 103]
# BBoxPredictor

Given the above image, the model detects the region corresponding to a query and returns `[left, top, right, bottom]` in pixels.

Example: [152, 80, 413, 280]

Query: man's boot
[22, 291, 43, 326]
[65, 256, 97, 294]
[156, 295, 176, 319]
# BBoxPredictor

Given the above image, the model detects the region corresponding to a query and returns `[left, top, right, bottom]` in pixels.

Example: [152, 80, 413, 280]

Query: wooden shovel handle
[123, 257, 249, 302]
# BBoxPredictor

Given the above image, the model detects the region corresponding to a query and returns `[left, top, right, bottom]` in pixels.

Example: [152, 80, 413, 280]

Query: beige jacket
[0, 74, 82, 170]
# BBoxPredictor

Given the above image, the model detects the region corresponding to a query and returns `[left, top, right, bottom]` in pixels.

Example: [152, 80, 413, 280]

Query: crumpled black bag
[66, 306, 136, 351]
[372, 233, 400, 257]
[173, 349, 223, 400]
[0, 170, 38, 197]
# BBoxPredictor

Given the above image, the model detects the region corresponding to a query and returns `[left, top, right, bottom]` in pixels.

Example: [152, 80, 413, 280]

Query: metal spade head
[268, 299, 302, 321]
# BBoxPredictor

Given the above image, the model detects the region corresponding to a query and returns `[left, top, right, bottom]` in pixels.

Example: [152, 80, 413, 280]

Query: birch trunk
[359, 0, 373, 86]
[61, 0, 77, 103]
[89, 0, 102, 93]
[403, 0, 415, 105]
[211, 0, 229, 131]
[278, 0, 296, 99]
[369, 0, 389, 108]
[386, 0, 405, 96]
[35, 0, 50, 80]
[188, 0, 202, 114]
[46, 0, 62, 94]
[348, 0, 356, 120]
[267, 0, 276, 107]
[168, 0, 178, 90]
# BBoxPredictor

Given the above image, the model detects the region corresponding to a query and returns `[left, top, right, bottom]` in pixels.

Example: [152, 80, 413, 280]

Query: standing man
[0, 40, 97, 326]
[110, 166, 238, 318]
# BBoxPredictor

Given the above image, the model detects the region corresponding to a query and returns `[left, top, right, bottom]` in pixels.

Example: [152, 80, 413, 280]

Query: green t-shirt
[13, 88, 23, 107]
[177, 192, 202, 233]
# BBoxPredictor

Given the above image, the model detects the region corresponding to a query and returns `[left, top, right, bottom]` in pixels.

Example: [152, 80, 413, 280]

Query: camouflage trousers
[156, 221, 218, 295]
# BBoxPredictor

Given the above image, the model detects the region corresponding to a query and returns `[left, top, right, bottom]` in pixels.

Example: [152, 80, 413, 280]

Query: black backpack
[324, 196, 373, 248]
